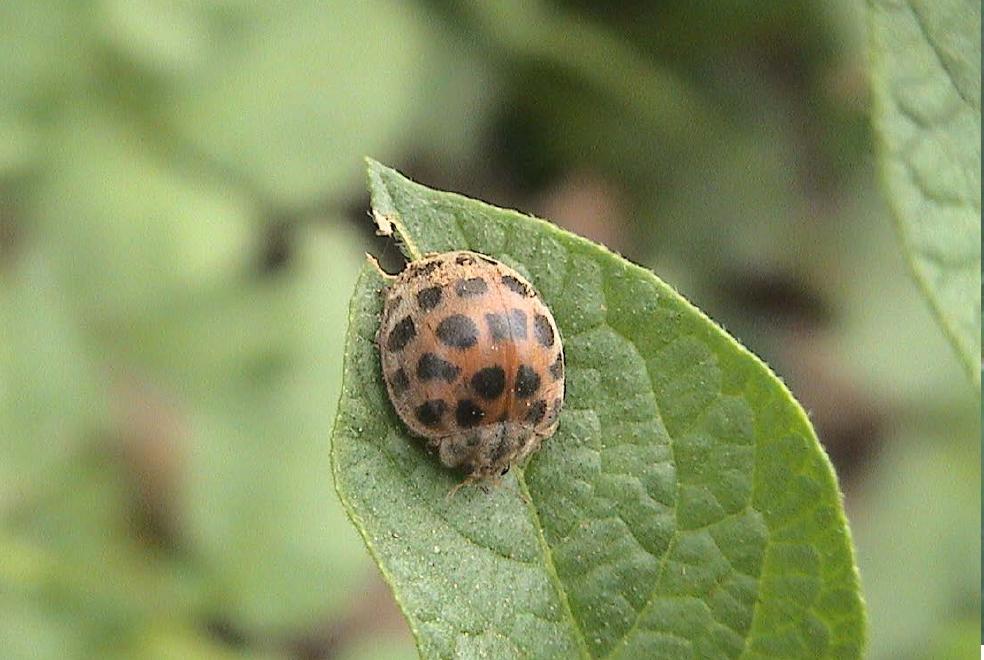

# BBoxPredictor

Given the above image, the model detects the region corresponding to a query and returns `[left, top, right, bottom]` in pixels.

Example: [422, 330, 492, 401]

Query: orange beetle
[377, 250, 565, 483]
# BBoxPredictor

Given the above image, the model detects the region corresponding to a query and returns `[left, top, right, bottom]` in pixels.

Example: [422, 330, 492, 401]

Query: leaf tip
[363, 160, 424, 262]
[364, 156, 398, 189]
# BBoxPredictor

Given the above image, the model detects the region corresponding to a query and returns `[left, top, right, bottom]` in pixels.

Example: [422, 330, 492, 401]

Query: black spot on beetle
[391, 368, 410, 394]
[514, 365, 541, 398]
[501, 274, 532, 297]
[471, 366, 506, 399]
[436, 314, 479, 348]
[416, 286, 443, 311]
[417, 353, 460, 382]
[509, 309, 528, 340]
[485, 313, 509, 342]
[485, 310, 527, 342]
[500, 465, 510, 476]
[415, 400, 446, 427]
[534, 314, 555, 347]
[386, 316, 416, 351]
[526, 399, 548, 424]
[456, 399, 485, 428]
[455, 254, 476, 266]
[455, 277, 488, 297]
[549, 353, 564, 381]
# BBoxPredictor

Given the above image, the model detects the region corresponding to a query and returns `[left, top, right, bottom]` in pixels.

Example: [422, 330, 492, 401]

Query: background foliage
[0, 1, 978, 659]
[866, 0, 981, 383]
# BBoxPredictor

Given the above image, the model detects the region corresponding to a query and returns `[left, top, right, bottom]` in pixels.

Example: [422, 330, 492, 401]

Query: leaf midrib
[516, 470, 593, 659]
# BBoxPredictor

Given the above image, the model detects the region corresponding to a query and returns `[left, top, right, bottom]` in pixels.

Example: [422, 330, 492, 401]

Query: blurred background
[0, 1, 979, 658]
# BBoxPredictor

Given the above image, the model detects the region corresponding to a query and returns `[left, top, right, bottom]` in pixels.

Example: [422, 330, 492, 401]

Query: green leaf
[0, 248, 107, 507]
[331, 161, 865, 658]
[1, 451, 209, 658]
[177, 224, 374, 633]
[34, 103, 258, 329]
[865, 0, 982, 384]
[853, 408, 977, 658]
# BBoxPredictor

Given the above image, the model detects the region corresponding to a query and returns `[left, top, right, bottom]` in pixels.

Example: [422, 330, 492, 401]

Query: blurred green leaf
[0, 114, 41, 177]
[23, 87, 381, 635]
[460, 0, 714, 140]
[865, 0, 981, 384]
[2, 221, 375, 650]
[831, 189, 974, 407]
[164, 0, 437, 208]
[96, 0, 210, 79]
[1, 452, 207, 659]
[0, 0, 85, 111]
[0, 0, 84, 178]
[331, 161, 865, 658]
[853, 409, 978, 659]
[452, 0, 723, 191]
[34, 105, 258, 329]
[337, 636, 419, 660]
[653, 110, 810, 281]
[179, 223, 373, 633]
[0, 250, 107, 509]
[401, 32, 498, 168]
[127, 623, 281, 660]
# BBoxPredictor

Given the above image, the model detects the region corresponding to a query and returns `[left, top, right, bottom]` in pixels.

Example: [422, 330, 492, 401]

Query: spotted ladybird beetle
[377, 250, 564, 485]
